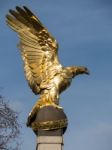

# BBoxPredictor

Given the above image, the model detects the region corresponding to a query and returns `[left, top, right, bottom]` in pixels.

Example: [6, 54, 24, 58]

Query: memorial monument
[6, 6, 89, 150]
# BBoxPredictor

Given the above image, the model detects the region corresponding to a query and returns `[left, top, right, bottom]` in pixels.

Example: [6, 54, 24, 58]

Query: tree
[0, 95, 20, 150]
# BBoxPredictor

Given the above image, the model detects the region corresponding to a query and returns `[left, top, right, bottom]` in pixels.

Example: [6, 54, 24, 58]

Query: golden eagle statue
[6, 6, 89, 126]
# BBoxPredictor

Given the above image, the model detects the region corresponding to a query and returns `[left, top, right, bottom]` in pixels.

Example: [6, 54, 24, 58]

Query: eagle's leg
[47, 84, 63, 109]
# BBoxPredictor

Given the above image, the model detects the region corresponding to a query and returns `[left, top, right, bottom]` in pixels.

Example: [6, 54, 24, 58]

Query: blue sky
[0, 0, 112, 150]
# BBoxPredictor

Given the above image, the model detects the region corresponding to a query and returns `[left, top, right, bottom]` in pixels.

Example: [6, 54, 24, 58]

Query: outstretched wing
[6, 6, 61, 94]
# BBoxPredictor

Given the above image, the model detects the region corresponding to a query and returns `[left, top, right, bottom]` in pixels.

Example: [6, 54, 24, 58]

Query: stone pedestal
[37, 136, 63, 150]
[31, 106, 68, 150]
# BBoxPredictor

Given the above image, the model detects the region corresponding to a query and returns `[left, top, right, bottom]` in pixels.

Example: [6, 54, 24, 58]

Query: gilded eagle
[6, 6, 89, 126]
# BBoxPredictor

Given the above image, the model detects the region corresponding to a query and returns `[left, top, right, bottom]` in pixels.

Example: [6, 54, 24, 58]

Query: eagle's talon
[51, 103, 63, 110]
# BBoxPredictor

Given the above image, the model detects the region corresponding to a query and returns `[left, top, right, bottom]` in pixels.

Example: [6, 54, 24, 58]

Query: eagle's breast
[52, 73, 72, 94]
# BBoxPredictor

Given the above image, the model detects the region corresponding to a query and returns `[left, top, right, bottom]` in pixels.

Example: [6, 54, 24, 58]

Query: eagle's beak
[85, 69, 90, 75]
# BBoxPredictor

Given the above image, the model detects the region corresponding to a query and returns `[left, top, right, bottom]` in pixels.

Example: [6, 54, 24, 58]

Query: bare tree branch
[0, 96, 21, 150]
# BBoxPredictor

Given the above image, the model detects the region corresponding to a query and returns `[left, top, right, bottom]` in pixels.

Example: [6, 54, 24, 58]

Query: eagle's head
[67, 66, 89, 78]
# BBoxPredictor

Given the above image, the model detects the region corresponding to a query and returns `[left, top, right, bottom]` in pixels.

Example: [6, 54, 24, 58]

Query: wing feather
[6, 6, 61, 94]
